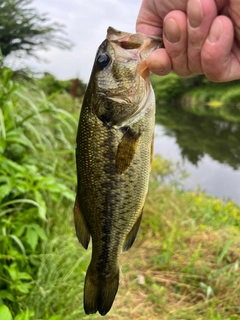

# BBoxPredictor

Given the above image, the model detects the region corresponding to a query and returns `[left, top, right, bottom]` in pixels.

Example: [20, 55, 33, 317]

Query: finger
[202, 16, 240, 81]
[136, 0, 189, 36]
[136, 0, 163, 35]
[187, 0, 217, 73]
[145, 48, 172, 76]
[163, 11, 191, 77]
[215, 0, 228, 12]
[229, 0, 240, 46]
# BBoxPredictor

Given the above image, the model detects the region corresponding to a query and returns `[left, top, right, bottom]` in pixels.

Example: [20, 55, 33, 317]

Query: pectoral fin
[115, 128, 140, 174]
[74, 196, 90, 249]
[122, 210, 143, 252]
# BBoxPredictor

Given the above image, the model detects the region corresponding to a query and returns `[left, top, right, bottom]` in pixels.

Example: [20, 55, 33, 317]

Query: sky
[7, 0, 142, 82]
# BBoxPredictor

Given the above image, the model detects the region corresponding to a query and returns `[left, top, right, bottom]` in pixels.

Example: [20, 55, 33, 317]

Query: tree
[0, 0, 72, 60]
[36, 72, 86, 96]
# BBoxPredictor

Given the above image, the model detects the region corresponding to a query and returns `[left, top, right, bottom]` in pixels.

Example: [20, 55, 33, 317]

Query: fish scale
[74, 26, 162, 316]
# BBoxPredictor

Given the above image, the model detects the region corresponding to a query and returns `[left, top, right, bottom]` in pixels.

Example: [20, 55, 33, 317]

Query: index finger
[136, 0, 163, 35]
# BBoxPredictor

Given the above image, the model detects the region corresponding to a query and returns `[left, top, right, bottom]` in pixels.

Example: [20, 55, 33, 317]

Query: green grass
[0, 67, 81, 319]
[151, 73, 240, 123]
[21, 156, 240, 320]
[1, 68, 240, 319]
[104, 161, 240, 319]
[24, 202, 95, 320]
[180, 85, 240, 122]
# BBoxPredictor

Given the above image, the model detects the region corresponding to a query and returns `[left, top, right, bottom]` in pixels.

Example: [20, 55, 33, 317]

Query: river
[154, 106, 240, 204]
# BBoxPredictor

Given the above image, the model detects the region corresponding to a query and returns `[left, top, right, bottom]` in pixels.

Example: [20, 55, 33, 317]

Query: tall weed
[0, 67, 77, 318]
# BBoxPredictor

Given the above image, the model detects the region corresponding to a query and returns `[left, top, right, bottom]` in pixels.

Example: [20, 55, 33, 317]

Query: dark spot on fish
[121, 126, 129, 135]
[97, 98, 117, 127]
[99, 114, 112, 125]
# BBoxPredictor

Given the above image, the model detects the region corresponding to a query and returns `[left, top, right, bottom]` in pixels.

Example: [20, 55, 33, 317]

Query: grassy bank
[0, 68, 80, 320]
[151, 73, 240, 122]
[22, 156, 240, 320]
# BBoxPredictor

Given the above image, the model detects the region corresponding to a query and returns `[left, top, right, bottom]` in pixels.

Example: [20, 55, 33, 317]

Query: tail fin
[84, 266, 119, 316]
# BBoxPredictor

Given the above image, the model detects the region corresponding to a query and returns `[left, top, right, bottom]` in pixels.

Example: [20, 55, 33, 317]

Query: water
[154, 106, 240, 204]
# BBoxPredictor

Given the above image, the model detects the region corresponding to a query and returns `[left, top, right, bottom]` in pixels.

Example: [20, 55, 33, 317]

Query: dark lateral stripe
[97, 130, 117, 271]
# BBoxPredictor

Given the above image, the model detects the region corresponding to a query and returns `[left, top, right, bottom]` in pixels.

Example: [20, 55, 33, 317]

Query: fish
[74, 26, 162, 316]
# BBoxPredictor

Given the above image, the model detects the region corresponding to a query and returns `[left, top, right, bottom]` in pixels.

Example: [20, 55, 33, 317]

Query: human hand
[136, 0, 240, 82]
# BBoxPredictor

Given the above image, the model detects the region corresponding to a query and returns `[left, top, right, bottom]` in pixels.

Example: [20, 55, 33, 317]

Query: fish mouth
[107, 27, 144, 49]
[105, 27, 162, 79]
[106, 26, 162, 61]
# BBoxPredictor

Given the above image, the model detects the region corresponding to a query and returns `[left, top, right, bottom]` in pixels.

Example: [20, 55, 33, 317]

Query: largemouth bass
[74, 27, 161, 316]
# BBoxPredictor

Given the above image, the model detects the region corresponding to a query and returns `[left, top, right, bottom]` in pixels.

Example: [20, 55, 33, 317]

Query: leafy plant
[0, 67, 77, 318]
[151, 73, 183, 103]
[36, 72, 86, 97]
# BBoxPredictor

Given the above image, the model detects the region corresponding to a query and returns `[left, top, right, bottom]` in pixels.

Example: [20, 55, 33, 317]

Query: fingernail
[208, 19, 222, 43]
[164, 18, 180, 43]
[188, 0, 203, 28]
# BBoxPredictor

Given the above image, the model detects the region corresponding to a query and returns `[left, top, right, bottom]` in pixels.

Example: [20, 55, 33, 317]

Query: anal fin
[74, 196, 90, 249]
[123, 210, 143, 252]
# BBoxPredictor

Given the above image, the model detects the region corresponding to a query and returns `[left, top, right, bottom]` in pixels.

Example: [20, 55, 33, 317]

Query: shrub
[0, 67, 77, 318]
[151, 73, 183, 103]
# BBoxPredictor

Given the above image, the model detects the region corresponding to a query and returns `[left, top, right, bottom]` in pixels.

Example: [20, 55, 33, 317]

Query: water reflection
[154, 105, 240, 204]
[156, 106, 240, 170]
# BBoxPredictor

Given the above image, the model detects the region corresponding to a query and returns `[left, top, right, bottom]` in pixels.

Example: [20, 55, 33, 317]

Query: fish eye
[96, 53, 111, 70]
